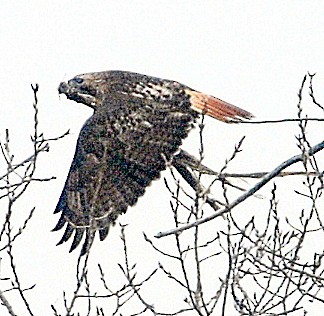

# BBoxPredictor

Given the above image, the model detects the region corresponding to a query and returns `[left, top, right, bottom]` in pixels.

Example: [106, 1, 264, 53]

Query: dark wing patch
[53, 93, 197, 253]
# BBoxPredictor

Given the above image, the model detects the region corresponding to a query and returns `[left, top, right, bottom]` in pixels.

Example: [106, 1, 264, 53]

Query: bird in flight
[54, 70, 253, 254]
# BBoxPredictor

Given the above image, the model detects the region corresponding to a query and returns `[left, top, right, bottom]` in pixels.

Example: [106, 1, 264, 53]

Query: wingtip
[186, 89, 253, 123]
[56, 224, 74, 245]
[99, 227, 110, 241]
[52, 213, 67, 232]
[69, 229, 85, 253]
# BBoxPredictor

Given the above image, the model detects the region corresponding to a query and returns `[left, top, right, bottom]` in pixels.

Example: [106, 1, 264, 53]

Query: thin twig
[240, 117, 324, 124]
[156, 140, 324, 238]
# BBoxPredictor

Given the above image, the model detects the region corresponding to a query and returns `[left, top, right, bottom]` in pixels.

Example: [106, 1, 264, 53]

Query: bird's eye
[73, 77, 84, 84]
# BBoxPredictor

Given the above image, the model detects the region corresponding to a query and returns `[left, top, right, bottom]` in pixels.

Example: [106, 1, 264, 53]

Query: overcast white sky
[0, 1, 324, 315]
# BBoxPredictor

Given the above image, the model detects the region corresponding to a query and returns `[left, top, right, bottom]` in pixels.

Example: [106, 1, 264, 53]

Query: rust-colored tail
[185, 89, 253, 123]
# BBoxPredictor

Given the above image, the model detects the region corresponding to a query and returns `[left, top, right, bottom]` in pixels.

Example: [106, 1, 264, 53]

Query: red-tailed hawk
[54, 70, 252, 254]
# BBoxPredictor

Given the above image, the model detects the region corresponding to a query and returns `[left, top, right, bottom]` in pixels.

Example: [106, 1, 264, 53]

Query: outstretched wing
[53, 93, 197, 253]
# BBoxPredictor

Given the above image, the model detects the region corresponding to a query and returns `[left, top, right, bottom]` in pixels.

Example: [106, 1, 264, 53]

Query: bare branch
[156, 140, 324, 238]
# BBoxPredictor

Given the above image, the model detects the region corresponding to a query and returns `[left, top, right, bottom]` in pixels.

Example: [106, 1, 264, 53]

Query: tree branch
[156, 140, 324, 238]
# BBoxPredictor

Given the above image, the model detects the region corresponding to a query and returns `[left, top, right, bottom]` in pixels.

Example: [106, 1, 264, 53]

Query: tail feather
[186, 89, 253, 123]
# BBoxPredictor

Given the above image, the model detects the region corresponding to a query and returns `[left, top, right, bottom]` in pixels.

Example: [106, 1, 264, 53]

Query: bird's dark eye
[73, 77, 84, 84]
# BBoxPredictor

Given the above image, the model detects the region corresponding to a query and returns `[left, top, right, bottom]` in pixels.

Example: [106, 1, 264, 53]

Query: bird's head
[58, 72, 110, 109]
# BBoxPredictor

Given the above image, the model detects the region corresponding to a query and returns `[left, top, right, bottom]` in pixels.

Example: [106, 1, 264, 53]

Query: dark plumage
[54, 70, 252, 254]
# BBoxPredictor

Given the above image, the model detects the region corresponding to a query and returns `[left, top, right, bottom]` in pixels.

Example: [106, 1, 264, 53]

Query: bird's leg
[172, 151, 220, 211]
[173, 149, 217, 175]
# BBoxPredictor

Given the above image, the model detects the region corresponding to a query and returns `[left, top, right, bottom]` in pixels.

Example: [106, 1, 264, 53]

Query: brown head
[58, 71, 118, 109]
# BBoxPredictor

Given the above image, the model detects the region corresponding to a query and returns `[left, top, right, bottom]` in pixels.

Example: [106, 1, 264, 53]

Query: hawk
[54, 70, 252, 254]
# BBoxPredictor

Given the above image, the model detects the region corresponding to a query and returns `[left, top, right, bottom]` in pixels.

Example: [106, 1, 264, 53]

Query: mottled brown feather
[54, 70, 252, 254]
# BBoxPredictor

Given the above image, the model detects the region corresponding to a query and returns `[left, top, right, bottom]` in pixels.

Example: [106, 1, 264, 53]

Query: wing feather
[54, 94, 196, 253]
[56, 224, 74, 245]
[99, 227, 109, 241]
[69, 229, 85, 253]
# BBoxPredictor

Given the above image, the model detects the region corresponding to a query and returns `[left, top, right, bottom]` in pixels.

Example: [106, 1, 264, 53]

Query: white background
[0, 1, 324, 315]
